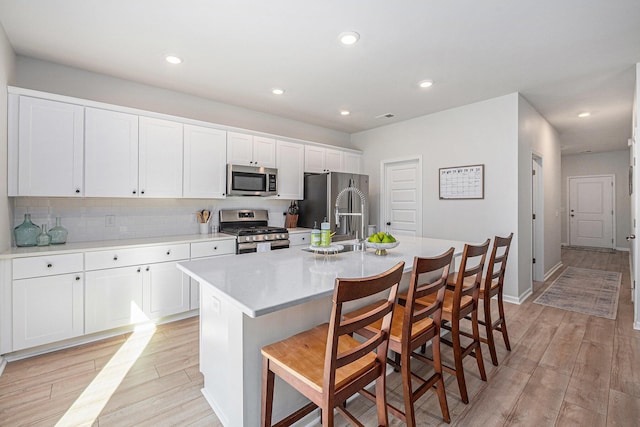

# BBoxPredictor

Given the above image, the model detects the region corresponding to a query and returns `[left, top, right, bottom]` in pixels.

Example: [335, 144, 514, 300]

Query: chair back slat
[484, 233, 513, 297]
[324, 262, 404, 392]
[402, 248, 455, 342]
[453, 240, 490, 308]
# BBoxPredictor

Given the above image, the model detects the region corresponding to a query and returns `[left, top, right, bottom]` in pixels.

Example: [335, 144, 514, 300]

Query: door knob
[570, 214, 575, 217]
[627, 234, 636, 241]
[386, 222, 391, 226]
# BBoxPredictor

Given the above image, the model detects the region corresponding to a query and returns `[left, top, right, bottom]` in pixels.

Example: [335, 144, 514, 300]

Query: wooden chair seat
[261, 323, 377, 393]
[479, 279, 500, 295]
[416, 290, 472, 314]
[344, 301, 434, 342]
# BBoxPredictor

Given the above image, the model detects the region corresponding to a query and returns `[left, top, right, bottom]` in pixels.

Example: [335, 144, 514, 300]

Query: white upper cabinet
[227, 132, 276, 168]
[85, 108, 139, 197]
[343, 152, 362, 174]
[139, 117, 183, 198]
[12, 96, 84, 197]
[183, 125, 227, 198]
[304, 145, 344, 173]
[276, 140, 304, 200]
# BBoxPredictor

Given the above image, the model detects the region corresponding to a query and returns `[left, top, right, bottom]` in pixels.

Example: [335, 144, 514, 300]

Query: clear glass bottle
[49, 217, 68, 245]
[14, 213, 41, 247]
[36, 224, 52, 246]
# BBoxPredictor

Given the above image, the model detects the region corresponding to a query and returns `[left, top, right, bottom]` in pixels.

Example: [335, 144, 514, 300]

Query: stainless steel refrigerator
[298, 172, 369, 242]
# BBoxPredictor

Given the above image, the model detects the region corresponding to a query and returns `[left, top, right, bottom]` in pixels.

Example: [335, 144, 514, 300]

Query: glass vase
[14, 214, 41, 247]
[37, 224, 52, 246]
[49, 217, 68, 245]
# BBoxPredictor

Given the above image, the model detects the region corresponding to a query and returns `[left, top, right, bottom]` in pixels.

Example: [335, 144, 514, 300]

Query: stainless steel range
[219, 209, 289, 254]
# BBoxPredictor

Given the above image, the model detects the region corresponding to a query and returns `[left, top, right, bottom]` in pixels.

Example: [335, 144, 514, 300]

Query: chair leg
[321, 407, 334, 427]
[451, 318, 469, 404]
[374, 370, 389, 426]
[498, 292, 511, 351]
[432, 334, 451, 423]
[394, 351, 401, 372]
[401, 350, 416, 427]
[471, 309, 487, 381]
[261, 357, 274, 427]
[483, 298, 499, 366]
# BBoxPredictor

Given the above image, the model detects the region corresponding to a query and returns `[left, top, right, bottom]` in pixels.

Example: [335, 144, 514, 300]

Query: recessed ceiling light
[339, 31, 360, 45]
[577, 112, 591, 118]
[340, 110, 350, 116]
[272, 88, 285, 95]
[165, 55, 183, 64]
[418, 80, 434, 88]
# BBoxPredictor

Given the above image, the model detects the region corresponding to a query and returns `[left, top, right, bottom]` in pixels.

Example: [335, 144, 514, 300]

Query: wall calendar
[439, 164, 484, 199]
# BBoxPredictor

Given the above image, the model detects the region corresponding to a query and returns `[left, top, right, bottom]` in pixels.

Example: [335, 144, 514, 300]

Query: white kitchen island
[177, 236, 466, 427]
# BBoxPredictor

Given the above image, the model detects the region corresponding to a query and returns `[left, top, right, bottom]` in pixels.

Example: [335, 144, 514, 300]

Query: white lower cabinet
[289, 231, 311, 246]
[85, 261, 190, 333]
[13, 273, 84, 351]
[85, 266, 144, 334]
[189, 240, 236, 309]
[145, 261, 190, 319]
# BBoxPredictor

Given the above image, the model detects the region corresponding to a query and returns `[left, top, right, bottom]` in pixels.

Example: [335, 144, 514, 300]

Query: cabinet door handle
[75, 189, 81, 194]
[75, 276, 81, 281]
[214, 246, 218, 250]
[141, 190, 145, 195]
[137, 268, 141, 273]
[146, 266, 150, 271]
[113, 255, 118, 261]
[132, 190, 137, 195]
[166, 250, 171, 255]
[47, 263, 52, 268]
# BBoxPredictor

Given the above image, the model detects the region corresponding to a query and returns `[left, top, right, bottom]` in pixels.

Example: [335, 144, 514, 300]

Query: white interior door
[631, 134, 640, 328]
[381, 157, 422, 237]
[569, 175, 614, 248]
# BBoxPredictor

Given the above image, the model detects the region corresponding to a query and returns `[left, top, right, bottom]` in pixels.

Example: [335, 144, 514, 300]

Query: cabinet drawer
[85, 243, 190, 271]
[289, 232, 311, 246]
[13, 253, 84, 280]
[191, 239, 236, 258]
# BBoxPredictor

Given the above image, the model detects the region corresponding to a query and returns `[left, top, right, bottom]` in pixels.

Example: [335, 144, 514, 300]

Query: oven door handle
[237, 240, 290, 252]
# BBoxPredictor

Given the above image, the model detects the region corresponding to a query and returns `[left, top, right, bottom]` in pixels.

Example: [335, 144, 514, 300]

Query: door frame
[566, 174, 616, 249]
[379, 156, 423, 236]
[532, 155, 544, 282]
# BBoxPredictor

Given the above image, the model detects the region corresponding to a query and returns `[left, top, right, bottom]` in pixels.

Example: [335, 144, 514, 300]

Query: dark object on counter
[14, 213, 41, 247]
[285, 201, 299, 228]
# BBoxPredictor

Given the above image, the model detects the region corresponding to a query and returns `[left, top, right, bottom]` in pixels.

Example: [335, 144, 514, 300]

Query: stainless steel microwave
[227, 164, 278, 196]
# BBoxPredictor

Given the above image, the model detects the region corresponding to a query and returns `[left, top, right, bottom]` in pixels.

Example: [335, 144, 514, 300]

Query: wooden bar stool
[343, 248, 455, 425]
[474, 233, 514, 366]
[260, 262, 405, 427]
[412, 240, 490, 404]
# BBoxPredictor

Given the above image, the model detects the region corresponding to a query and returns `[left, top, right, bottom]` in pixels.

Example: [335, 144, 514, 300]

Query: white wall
[0, 25, 16, 251]
[351, 94, 521, 300]
[634, 63, 640, 329]
[561, 150, 631, 249]
[14, 56, 352, 148]
[518, 96, 562, 297]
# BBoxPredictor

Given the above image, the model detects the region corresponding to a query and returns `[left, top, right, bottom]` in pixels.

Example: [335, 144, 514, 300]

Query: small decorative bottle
[49, 217, 68, 245]
[36, 224, 52, 246]
[14, 213, 41, 247]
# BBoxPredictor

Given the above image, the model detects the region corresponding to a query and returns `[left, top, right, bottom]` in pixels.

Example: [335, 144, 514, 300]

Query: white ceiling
[1, 1, 639, 154]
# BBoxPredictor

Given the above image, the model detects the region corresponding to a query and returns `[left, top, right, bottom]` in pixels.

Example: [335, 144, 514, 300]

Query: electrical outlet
[105, 215, 116, 227]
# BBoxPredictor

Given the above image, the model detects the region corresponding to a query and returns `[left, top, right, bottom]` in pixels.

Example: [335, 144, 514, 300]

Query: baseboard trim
[0, 356, 6, 377]
[635, 321, 640, 331]
[504, 287, 532, 305]
[544, 262, 563, 281]
[616, 247, 630, 252]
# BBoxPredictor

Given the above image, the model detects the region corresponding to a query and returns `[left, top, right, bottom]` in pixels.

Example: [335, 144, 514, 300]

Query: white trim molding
[544, 262, 563, 281]
[504, 287, 533, 305]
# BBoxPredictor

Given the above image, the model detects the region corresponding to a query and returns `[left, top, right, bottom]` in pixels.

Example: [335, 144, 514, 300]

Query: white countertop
[286, 227, 311, 234]
[178, 236, 466, 318]
[0, 233, 237, 259]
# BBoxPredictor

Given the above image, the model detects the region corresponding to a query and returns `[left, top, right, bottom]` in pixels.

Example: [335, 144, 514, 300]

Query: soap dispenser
[311, 221, 321, 247]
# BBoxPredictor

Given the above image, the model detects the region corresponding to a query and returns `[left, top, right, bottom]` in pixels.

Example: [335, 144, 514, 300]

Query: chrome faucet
[335, 186, 367, 251]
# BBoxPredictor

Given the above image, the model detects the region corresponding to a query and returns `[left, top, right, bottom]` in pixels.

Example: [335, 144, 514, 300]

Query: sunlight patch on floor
[55, 303, 156, 427]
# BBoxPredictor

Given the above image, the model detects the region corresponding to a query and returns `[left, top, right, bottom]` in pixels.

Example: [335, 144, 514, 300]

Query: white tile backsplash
[12, 197, 292, 244]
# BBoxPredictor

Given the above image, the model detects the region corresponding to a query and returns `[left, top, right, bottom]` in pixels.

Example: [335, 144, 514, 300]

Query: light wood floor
[1, 248, 639, 426]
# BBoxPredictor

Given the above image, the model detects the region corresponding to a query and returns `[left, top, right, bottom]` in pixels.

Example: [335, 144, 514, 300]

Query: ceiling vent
[376, 113, 395, 119]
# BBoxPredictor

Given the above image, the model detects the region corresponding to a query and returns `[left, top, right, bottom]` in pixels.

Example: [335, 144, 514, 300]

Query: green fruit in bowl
[387, 234, 397, 243]
[368, 234, 381, 243]
[377, 232, 385, 240]
[382, 235, 393, 243]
